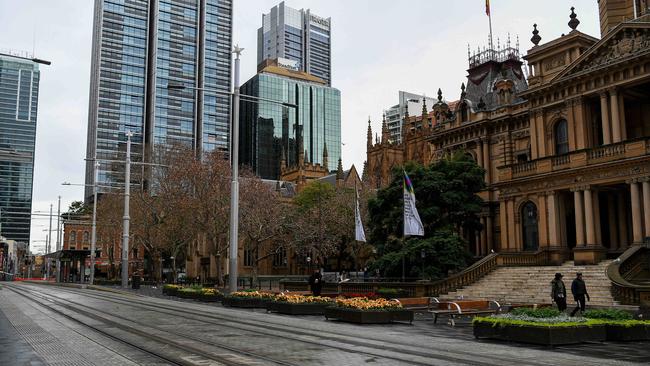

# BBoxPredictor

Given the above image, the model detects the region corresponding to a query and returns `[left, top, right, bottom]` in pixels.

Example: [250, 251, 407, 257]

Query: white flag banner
[403, 172, 424, 237]
[355, 189, 366, 242]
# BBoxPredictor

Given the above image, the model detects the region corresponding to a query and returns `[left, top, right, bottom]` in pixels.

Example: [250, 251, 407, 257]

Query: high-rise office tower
[0, 52, 44, 245]
[257, 1, 332, 86]
[85, 0, 233, 200]
[385, 92, 437, 144]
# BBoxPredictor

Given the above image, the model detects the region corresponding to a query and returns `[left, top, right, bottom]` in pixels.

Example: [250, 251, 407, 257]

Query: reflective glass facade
[85, 0, 232, 200]
[239, 73, 340, 180]
[0, 54, 40, 244]
[257, 2, 332, 86]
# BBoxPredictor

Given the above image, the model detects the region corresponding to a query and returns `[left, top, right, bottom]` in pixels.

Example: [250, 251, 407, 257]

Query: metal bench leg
[433, 314, 438, 324]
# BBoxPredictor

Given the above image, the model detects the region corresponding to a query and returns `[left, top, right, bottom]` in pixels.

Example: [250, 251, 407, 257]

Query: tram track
[12, 282, 555, 366]
[6, 284, 291, 366]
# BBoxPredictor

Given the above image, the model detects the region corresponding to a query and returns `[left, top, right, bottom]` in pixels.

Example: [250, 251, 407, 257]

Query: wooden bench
[428, 300, 501, 327]
[391, 297, 439, 311]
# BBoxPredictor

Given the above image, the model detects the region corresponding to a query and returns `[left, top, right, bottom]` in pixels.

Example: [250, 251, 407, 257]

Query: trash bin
[132, 275, 141, 289]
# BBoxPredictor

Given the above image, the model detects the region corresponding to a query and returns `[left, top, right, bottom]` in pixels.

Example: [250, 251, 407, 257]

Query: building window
[273, 246, 287, 267]
[554, 119, 569, 155]
[521, 202, 539, 251]
[69, 231, 76, 246]
[460, 103, 469, 122]
[244, 248, 256, 267]
[83, 231, 90, 244]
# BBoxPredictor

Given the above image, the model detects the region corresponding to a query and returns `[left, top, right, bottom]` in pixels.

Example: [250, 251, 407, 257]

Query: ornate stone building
[366, 3, 650, 265]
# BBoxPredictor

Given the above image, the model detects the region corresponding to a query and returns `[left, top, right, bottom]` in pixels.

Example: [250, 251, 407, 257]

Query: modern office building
[85, 0, 233, 200]
[0, 52, 44, 246]
[257, 1, 332, 86]
[384, 91, 437, 144]
[239, 65, 341, 180]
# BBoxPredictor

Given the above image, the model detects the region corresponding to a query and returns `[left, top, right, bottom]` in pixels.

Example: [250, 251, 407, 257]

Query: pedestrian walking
[308, 269, 323, 296]
[570, 272, 590, 316]
[550, 272, 567, 311]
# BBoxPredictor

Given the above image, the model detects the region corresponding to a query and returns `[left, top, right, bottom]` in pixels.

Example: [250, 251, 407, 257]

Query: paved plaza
[0, 282, 648, 365]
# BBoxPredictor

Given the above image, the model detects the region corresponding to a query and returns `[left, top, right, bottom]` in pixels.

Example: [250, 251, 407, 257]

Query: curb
[20, 280, 140, 297]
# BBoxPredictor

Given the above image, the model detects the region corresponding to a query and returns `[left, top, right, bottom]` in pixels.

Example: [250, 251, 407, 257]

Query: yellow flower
[335, 297, 402, 310]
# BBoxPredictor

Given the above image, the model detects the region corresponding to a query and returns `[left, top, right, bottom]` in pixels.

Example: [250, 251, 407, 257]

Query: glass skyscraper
[239, 68, 340, 180]
[0, 53, 41, 245]
[257, 1, 332, 86]
[85, 0, 232, 200]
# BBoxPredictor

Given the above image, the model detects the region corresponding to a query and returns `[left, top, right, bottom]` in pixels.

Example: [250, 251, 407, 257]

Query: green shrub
[473, 316, 601, 328]
[510, 307, 561, 318]
[377, 288, 409, 298]
[583, 309, 633, 320]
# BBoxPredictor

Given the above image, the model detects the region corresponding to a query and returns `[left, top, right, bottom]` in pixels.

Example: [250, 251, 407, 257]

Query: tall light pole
[228, 45, 243, 293]
[47, 204, 52, 279]
[56, 195, 61, 282]
[89, 161, 100, 285]
[122, 131, 133, 288]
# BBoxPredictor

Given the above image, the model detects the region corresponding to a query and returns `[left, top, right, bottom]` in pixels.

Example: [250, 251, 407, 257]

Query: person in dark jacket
[308, 269, 323, 296]
[570, 272, 590, 316]
[551, 272, 567, 311]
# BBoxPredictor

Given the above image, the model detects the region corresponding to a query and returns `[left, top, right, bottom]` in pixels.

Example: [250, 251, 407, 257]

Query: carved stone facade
[365, 6, 650, 264]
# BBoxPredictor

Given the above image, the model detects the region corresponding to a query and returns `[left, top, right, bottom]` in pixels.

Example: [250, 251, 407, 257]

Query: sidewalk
[0, 306, 46, 366]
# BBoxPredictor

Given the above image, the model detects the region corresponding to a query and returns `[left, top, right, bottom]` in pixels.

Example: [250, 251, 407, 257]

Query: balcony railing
[499, 137, 650, 181]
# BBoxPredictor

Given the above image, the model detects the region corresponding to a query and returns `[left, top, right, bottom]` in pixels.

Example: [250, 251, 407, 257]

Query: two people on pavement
[551, 272, 589, 316]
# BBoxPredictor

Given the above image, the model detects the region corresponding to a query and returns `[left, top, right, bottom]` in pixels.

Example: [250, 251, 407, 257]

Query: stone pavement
[0, 299, 46, 366]
[2, 282, 649, 365]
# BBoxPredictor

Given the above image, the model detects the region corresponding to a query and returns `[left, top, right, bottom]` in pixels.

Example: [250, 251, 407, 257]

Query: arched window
[69, 231, 76, 245]
[83, 231, 89, 244]
[554, 119, 569, 155]
[521, 202, 539, 251]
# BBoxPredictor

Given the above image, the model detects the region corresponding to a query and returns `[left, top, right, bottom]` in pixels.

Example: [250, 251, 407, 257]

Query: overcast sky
[0, 0, 600, 253]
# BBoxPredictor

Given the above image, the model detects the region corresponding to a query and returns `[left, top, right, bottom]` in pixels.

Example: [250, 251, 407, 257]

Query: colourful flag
[403, 171, 424, 237]
[486, 0, 490, 16]
[355, 189, 366, 242]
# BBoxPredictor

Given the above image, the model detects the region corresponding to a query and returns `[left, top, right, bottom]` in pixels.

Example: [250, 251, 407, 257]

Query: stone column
[500, 200, 508, 251]
[618, 93, 627, 141]
[480, 217, 488, 255]
[584, 188, 596, 245]
[547, 192, 559, 245]
[642, 179, 650, 240]
[483, 141, 491, 184]
[574, 188, 585, 246]
[593, 190, 602, 245]
[477, 140, 484, 169]
[608, 195, 619, 250]
[600, 92, 611, 145]
[486, 215, 494, 252]
[610, 89, 621, 143]
[630, 181, 644, 244]
[538, 194, 549, 247]
[507, 199, 516, 251]
[618, 190, 629, 249]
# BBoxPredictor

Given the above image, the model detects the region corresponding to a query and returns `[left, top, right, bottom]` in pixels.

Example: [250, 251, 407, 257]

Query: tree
[238, 174, 288, 286]
[96, 194, 123, 279]
[367, 152, 485, 279]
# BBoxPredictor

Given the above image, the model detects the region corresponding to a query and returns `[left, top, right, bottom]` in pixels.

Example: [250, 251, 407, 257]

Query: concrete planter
[473, 321, 606, 345]
[267, 302, 332, 315]
[324, 307, 413, 324]
[222, 296, 270, 308]
[604, 324, 650, 341]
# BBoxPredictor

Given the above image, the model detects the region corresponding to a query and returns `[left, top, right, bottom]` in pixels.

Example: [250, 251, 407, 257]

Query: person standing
[550, 273, 567, 311]
[308, 269, 323, 296]
[570, 272, 590, 316]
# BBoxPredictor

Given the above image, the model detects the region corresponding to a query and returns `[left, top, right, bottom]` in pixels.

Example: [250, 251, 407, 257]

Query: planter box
[163, 288, 180, 297]
[197, 293, 223, 303]
[324, 307, 413, 324]
[177, 291, 201, 300]
[267, 302, 332, 315]
[605, 324, 650, 341]
[473, 321, 605, 345]
[222, 296, 270, 308]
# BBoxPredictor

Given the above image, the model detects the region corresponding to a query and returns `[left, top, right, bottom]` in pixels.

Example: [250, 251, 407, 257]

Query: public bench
[391, 297, 439, 311]
[428, 300, 501, 327]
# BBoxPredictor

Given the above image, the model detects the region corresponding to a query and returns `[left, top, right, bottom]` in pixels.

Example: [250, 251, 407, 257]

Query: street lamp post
[89, 161, 100, 285]
[122, 131, 133, 288]
[56, 195, 61, 282]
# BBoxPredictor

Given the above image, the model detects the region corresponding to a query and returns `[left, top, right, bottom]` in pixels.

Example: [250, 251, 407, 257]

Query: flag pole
[487, 0, 494, 55]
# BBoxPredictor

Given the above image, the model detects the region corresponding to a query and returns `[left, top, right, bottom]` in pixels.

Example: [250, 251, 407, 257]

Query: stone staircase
[439, 260, 633, 308]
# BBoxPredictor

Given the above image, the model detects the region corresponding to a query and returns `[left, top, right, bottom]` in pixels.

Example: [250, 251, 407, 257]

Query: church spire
[381, 112, 389, 144]
[336, 157, 344, 181]
[366, 117, 373, 150]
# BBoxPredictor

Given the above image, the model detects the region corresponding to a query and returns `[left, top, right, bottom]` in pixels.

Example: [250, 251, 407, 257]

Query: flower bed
[473, 316, 606, 345]
[176, 287, 222, 302]
[162, 284, 182, 296]
[222, 291, 276, 308]
[324, 297, 413, 324]
[583, 309, 649, 341]
[267, 294, 334, 315]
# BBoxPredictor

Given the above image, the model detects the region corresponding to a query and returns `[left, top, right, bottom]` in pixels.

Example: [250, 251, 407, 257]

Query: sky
[0, 0, 600, 254]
